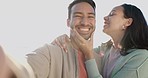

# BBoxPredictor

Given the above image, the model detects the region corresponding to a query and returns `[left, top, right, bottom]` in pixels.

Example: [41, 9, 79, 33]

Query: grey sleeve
[112, 52, 148, 78]
[85, 59, 103, 78]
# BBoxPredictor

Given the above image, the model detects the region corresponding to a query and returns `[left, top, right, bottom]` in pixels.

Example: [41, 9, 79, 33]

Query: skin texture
[0, 46, 6, 77]
[52, 2, 96, 59]
[67, 2, 96, 40]
[61, 2, 96, 59]
[103, 6, 132, 47]
[73, 6, 133, 59]
[53, 5, 133, 60]
[0, 46, 16, 78]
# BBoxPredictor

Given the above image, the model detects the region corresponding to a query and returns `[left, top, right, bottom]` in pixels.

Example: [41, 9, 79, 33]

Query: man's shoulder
[26, 43, 63, 59]
[33, 43, 62, 53]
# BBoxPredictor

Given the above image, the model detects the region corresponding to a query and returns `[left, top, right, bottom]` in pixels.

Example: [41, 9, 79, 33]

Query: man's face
[67, 2, 96, 40]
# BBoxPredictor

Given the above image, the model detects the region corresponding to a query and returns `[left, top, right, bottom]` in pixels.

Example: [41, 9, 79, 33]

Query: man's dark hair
[68, 0, 96, 19]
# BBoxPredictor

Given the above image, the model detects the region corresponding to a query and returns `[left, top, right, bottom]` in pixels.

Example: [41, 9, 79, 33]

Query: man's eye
[88, 16, 95, 18]
[74, 15, 81, 17]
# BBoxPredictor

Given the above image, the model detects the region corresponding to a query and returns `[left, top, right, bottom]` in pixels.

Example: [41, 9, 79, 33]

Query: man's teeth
[79, 28, 89, 32]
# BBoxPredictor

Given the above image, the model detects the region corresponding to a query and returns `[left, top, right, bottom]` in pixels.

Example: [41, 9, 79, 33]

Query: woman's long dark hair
[120, 4, 148, 55]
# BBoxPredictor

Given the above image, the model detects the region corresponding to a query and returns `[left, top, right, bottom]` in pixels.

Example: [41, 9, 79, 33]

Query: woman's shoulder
[124, 49, 148, 65]
[125, 49, 148, 60]
[117, 49, 148, 70]
[127, 49, 148, 56]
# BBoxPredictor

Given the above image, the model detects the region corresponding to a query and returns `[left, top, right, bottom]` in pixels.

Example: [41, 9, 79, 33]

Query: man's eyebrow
[73, 12, 83, 15]
[74, 12, 95, 15]
[88, 13, 95, 15]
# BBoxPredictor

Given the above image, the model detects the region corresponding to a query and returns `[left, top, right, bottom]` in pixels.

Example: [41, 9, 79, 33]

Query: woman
[53, 4, 148, 78]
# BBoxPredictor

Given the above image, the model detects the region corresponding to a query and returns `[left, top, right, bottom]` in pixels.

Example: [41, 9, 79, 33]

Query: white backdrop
[0, 0, 147, 62]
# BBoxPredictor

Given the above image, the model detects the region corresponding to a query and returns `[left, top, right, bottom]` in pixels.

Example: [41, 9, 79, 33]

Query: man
[27, 0, 100, 78]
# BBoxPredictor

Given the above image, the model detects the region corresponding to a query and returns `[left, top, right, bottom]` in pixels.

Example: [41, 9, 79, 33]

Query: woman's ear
[125, 18, 133, 27]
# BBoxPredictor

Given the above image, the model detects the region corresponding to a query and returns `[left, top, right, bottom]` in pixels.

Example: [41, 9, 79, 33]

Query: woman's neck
[111, 33, 124, 49]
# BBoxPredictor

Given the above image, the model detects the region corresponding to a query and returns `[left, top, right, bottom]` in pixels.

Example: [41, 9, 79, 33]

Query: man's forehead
[71, 2, 95, 13]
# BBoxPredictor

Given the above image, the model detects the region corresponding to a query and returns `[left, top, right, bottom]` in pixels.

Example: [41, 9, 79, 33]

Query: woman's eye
[88, 16, 95, 19]
[109, 12, 115, 16]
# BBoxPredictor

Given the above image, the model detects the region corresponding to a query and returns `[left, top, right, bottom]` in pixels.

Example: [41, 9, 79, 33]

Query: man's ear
[125, 18, 133, 27]
[67, 19, 70, 27]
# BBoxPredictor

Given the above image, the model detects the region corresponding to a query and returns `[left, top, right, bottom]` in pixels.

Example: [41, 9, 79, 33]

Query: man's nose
[80, 17, 89, 26]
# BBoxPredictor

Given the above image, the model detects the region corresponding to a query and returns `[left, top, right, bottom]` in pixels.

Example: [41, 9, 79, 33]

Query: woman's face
[103, 6, 128, 36]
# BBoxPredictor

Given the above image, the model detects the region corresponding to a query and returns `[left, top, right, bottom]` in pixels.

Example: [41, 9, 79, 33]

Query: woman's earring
[122, 25, 126, 30]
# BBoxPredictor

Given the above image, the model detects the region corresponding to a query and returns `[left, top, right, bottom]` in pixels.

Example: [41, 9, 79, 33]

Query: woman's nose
[104, 16, 108, 20]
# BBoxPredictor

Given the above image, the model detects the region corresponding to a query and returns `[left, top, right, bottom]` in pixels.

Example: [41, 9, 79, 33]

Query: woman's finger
[89, 32, 94, 46]
[70, 29, 83, 46]
[51, 34, 69, 53]
[73, 28, 84, 43]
